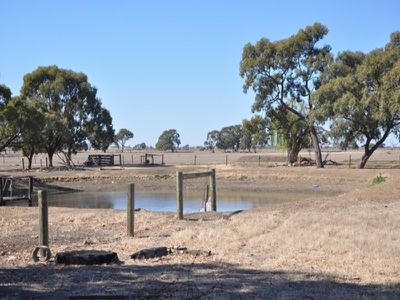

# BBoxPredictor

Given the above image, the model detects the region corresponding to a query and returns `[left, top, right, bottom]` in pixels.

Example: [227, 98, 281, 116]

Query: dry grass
[1, 160, 400, 297]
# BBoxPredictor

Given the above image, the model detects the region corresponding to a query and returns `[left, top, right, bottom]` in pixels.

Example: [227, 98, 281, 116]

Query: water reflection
[47, 189, 339, 213]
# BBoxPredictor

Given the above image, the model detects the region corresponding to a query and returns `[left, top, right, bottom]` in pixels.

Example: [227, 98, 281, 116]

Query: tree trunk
[358, 151, 372, 169]
[27, 153, 34, 170]
[287, 148, 301, 165]
[309, 125, 324, 168]
[48, 153, 54, 167]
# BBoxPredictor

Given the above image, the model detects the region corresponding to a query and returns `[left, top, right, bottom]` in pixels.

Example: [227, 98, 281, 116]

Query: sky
[1, 0, 400, 147]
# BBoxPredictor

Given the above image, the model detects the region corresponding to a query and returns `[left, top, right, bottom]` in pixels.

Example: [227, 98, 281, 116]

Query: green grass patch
[239, 175, 248, 181]
[372, 173, 386, 185]
[154, 174, 171, 180]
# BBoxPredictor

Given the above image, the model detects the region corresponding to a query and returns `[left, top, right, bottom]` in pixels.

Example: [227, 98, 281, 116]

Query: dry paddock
[1, 168, 400, 298]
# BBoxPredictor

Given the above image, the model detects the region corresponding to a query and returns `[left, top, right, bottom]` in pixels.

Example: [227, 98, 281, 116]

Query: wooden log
[176, 171, 183, 219]
[130, 247, 169, 259]
[210, 168, 217, 211]
[38, 190, 48, 257]
[55, 250, 119, 265]
[127, 183, 135, 237]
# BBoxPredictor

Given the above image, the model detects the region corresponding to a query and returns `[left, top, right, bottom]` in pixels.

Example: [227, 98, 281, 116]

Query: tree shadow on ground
[0, 262, 399, 299]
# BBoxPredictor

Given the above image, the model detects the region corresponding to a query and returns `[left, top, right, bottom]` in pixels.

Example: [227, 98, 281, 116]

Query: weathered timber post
[349, 155, 352, 168]
[28, 177, 33, 207]
[258, 155, 261, 167]
[22, 158, 24, 170]
[40, 159, 43, 171]
[194, 155, 197, 165]
[225, 155, 228, 166]
[204, 184, 209, 211]
[298, 155, 302, 167]
[210, 168, 217, 211]
[45, 157, 48, 168]
[162, 154, 165, 165]
[131, 155, 134, 165]
[122, 155, 125, 166]
[38, 190, 49, 256]
[127, 183, 135, 237]
[176, 171, 183, 220]
[0, 179, 3, 206]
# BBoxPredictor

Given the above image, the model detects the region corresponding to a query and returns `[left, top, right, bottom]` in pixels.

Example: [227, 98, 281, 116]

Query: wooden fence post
[176, 171, 183, 220]
[162, 154, 165, 165]
[258, 155, 261, 167]
[225, 155, 228, 166]
[38, 190, 49, 256]
[22, 158, 24, 170]
[298, 155, 302, 167]
[131, 155, 134, 165]
[349, 154, 352, 168]
[28, 177, 33, 207]
[40, 159, 43, 171]
[127, 183, 135, 237]
[210, 168, 217, 211]
[45, 157, 48, 168]
[194, 155, 197, 165]
[0, 178, 3, 206]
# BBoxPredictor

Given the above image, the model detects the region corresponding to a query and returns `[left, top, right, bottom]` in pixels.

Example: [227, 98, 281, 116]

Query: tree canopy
[315, 32, 400, 168]
[240, 22, 332, 167]
[216, 125, 242, 152]
[156, 129, 181, 152]
[204, 130, 219, 152]
[20, 65, 114, 166]
[114, 128, 134, 152]
[240, 115, 267, 152]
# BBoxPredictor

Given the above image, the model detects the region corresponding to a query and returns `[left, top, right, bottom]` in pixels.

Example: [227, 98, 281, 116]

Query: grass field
[1, 149, 400, 298]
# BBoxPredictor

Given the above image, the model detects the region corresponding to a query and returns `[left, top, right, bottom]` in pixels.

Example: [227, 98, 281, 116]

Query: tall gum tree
[21, 66, 114, 167]
[315, 33, 400, 168]
[240, 23, 332, 167]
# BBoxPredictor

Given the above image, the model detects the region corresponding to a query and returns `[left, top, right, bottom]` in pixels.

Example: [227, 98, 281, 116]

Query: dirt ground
[1, 150, 400, 299]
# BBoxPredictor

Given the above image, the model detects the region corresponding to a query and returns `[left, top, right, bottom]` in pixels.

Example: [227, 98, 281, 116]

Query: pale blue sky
[1, 0, 399, 146]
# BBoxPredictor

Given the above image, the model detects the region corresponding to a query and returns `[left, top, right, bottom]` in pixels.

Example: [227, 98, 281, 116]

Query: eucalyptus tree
[12, 98, 46, 169]
[0, 84, 19, 152]
[156, 129, 181, 152]
[204, 130, 219, 152]
[88, 106, 114, 152]
[216, 125, 242, 152]
[240, 115, 267, 152]
[240, 23, 332, 167]
[20, 66, 114, 167]
[268, 104, 311, 164]
[315, 32, 400, 168]
[114, 128, 134, 152]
